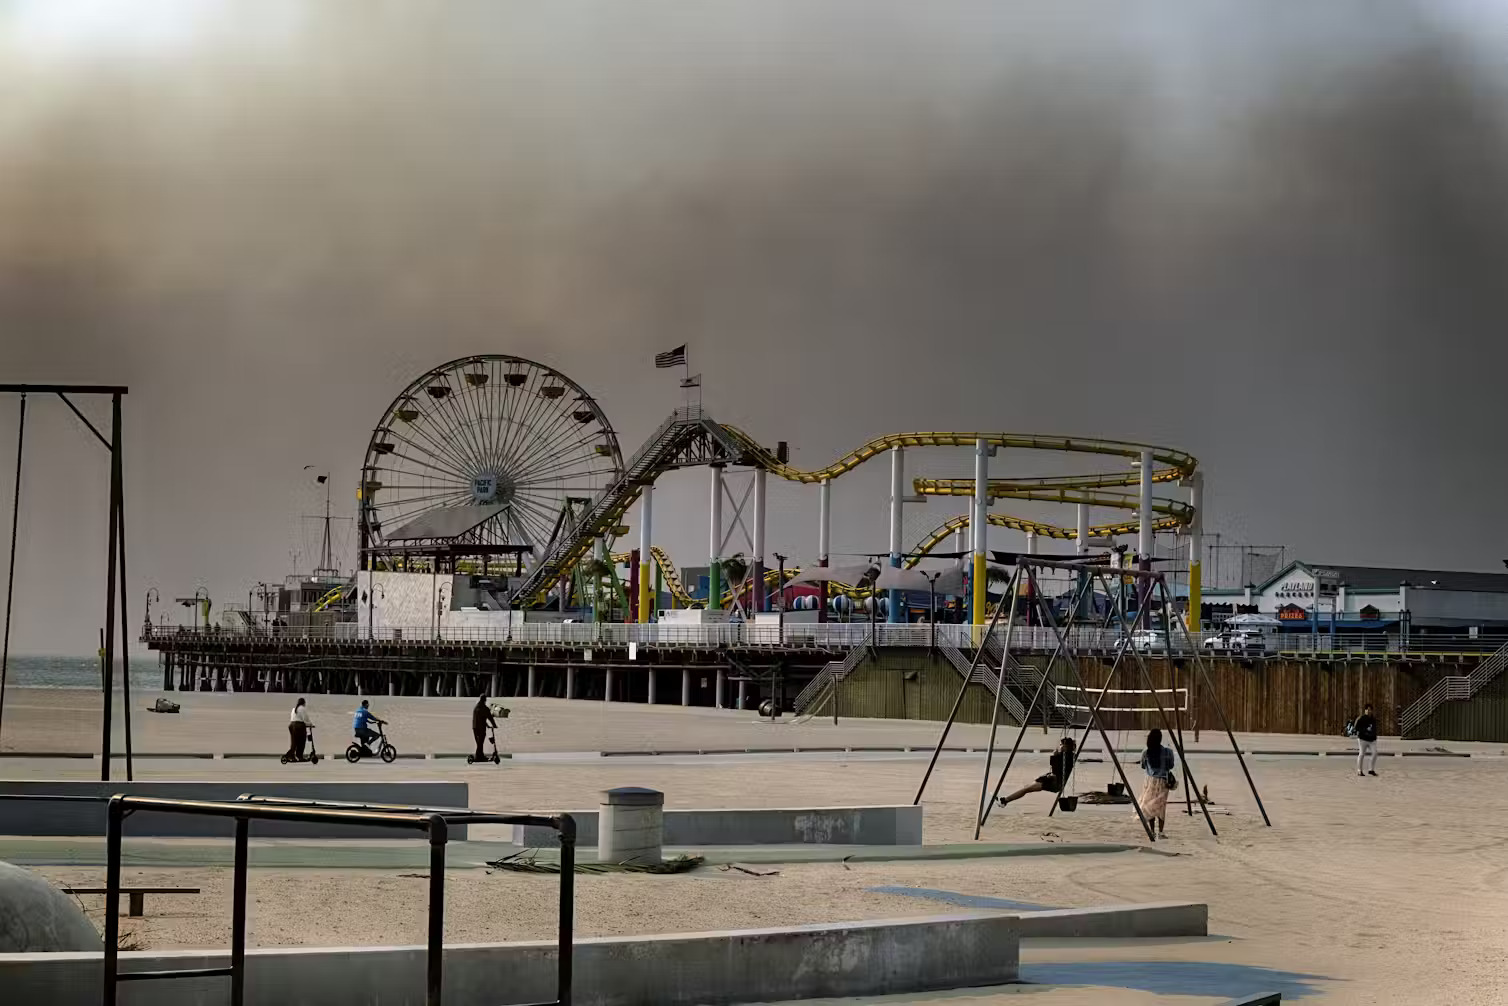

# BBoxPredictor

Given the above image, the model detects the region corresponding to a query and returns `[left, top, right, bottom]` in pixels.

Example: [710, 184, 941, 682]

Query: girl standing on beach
[1137, 728, 1177, 836]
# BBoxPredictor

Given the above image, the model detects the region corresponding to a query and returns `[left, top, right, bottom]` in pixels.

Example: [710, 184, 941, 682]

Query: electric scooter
[281, 725, 321, 765]
[467, 726, 502, 765]
[345, 722, 398, 764]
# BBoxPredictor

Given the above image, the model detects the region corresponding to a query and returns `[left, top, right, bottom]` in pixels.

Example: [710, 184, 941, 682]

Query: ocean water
[2, 654, 161, 692]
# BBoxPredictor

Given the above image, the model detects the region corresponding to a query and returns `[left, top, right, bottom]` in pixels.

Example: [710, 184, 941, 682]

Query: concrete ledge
[0, 912, 1020, 1006]
[0, 782, 469, 839]
[1014, 902, 1207, 939]
[514, 804, 923, 848]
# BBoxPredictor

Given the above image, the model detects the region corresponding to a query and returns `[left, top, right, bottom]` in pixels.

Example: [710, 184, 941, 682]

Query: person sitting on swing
[999, 736, 1076, 808]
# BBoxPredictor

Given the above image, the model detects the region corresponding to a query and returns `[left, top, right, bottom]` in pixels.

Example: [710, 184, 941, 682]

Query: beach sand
[3, 688, 1506, 1004]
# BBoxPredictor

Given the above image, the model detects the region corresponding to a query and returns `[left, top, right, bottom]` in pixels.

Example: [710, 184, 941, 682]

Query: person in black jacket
[1355, 703, 1379, 776]
[998, 737, 1076, 807]
[472, 695, 497, 762]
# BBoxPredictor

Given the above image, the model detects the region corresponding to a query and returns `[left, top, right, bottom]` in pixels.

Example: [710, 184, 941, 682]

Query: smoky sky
[1, 0, 1507, 653]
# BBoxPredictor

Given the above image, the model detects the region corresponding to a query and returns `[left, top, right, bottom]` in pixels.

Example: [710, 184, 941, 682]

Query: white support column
[1076, 502, 1089, 555]
[752, 469, 767, 613]
[818, 478, 832, 564]
[972, 438, 989, 626]
[526, 665, 537, 697]
[736, 679, 747, 710]
[715, 668, 726, 709]
[708, 465, 724, 609]
[1025, 530, 1037, 555]
[422, 675, 433, 698]
[604, 667, 614, 702]
[817, 477, 831, 623]
[455, 675, 464, 698]
[1187, 472, 1203, 631]
[647, 667, 657, 705]
[387, 675, 396, 697]
[888, 446, 904, 622]
[490, 670, 501, 697]
[566, 666, 577, 700]
[1138, 449, 1154, 564]
[639, 485, 654, 623]
[681, 668, 691, 706]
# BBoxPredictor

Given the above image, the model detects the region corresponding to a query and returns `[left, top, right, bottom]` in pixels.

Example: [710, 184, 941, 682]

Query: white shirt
[291, 705, 313, 726]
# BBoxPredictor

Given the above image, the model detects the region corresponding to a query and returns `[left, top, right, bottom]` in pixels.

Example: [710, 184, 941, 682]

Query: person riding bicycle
[352, 699, 386, 755]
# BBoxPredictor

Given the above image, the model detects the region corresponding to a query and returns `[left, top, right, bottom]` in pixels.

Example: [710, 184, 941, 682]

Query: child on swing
[998, 736, 1076, 807]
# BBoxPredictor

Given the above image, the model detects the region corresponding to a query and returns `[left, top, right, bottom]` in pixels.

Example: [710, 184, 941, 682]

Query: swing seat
[1057, 795, 1079, 812]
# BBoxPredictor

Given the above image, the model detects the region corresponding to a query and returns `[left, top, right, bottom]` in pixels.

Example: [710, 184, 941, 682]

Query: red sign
[1277, 603, 1309, 621]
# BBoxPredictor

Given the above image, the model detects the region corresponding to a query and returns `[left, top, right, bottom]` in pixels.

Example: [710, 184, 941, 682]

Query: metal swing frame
[914, 556, 1270, 843]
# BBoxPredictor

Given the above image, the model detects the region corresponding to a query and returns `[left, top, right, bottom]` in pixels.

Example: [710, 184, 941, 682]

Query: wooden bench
[64, 886, 201, 917]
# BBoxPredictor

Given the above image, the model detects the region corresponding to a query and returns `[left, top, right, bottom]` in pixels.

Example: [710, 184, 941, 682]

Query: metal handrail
[100, 795, 576, 1006]
[1400, 636, 1508, 735]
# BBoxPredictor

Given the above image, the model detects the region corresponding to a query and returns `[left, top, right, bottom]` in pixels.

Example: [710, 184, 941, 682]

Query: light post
[924, 571, 942, 652]
[773, 552, 787, 640]
[367, 583, 385, 641]
[143, 588, 159, 638]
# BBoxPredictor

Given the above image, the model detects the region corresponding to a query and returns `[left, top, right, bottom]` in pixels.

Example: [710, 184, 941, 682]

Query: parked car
[1202, 629, 1269, 655]
[1129, 628, 1169, 653]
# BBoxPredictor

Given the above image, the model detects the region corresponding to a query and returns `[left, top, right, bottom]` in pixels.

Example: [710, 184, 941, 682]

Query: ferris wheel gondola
[359, 356, 623, 569]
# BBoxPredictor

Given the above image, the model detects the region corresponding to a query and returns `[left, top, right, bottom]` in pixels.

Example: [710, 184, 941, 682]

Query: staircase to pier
[1400, 638, 1508, 737]
[511, 408, 749, 607]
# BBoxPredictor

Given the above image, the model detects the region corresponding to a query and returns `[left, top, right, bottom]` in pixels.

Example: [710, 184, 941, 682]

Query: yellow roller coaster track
[609, 503, 1185, 609]
[310, 585, 348, 614]
[527, 415, 1197, 606]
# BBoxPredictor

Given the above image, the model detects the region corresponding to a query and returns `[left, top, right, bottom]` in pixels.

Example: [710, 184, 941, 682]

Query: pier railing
[142, 623, 1508, 657]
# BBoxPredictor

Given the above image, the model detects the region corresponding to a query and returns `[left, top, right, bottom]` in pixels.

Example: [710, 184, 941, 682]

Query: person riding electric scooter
[351, 700, 386, 756]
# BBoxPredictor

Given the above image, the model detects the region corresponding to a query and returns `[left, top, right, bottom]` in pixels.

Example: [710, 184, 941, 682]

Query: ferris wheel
[358, 356, 623, 566]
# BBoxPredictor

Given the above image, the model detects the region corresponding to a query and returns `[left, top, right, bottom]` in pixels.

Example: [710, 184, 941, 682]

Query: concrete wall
[0, 912, 1020, 1006]
[1015, 902, 1207, 939]
[0, 782, 469, 839]
[513, 804, 922, 848]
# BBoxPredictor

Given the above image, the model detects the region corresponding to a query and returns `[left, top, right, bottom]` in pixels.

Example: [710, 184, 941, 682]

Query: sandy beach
[3, 688, 1507, 1004]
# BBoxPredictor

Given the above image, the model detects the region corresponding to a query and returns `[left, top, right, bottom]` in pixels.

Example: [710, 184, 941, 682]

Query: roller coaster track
[514, 409, 1198, 607]
[607, 504, 1185, 610]
[310, 584, 350, 614]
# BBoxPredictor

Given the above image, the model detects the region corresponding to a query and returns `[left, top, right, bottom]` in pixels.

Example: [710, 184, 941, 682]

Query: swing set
[913, 554, 1270, 843]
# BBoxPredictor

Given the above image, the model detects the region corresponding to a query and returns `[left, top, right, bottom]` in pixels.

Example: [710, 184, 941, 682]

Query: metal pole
[104, 796, 124, 1006]
[426, 816, 448, 1006]
[1169, 590, 1273, 827]
[975, 568, 1022, 838]
[557, 822, 576, 1004]
[979, 570, 1100, 827]
[231, 816, 249, 1006]
[114, 394, 133, 781]
[639, 485, 653, 623]
[752, 468, 766, 613]
[0, 394, 24, 748]
[101, 398, 122, 782]
[1028, 564, 1157, 842]
[1188, 473, 1203, 632]
[708, 464, 723, 610]
[1138, 449, 1154, 563]
[817, 478, 830, 623]
[972, 439, 989, 631]
[888, 446, 904, 622]
[914, 588, 1010, 805]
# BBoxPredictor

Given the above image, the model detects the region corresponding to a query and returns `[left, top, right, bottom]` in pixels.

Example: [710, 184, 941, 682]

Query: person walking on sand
[998, 737, 1076, 808]
[471, 695, 497, 762]
[288, 697, 312, 761]
[1355, 703, 1379, 776]
[1137, 728, 1177, 837]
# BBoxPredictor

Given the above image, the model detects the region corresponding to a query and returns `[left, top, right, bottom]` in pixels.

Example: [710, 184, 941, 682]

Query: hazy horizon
[3, 1, 1508, 654]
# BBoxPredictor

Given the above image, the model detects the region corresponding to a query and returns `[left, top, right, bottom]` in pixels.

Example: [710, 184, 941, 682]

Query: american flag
[654, 345, 687, 368]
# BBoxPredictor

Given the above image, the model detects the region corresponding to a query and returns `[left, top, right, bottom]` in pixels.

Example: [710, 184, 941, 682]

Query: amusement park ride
[347, 354, 1206, 629]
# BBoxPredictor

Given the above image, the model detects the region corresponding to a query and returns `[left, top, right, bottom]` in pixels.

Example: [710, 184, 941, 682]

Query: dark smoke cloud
[0, 1, 1505, 651]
